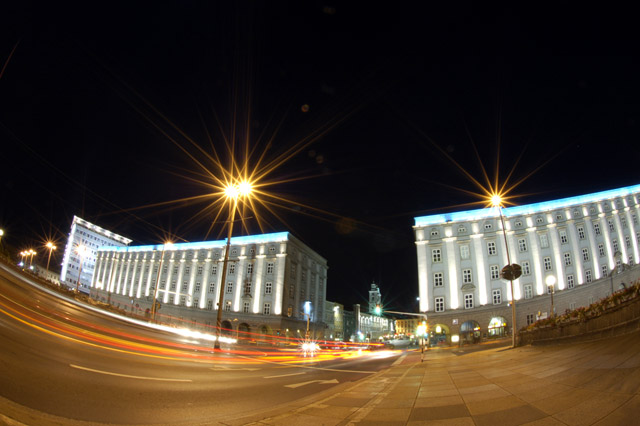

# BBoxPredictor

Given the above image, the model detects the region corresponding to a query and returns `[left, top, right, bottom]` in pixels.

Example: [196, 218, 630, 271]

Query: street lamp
[214, 181, 253, 350]
[492, 195, 521, 348]
[45, 242, 57, 272]
[546, 275, 556, 318]
[19, 250, 27, 268]
[75, 245, 88, 293]
[28, 249, 37, 269]
[151, 241, 173, 322]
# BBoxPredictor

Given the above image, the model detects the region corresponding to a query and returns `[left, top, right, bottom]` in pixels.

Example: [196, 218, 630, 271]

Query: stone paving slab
[256, 331, 640, 426]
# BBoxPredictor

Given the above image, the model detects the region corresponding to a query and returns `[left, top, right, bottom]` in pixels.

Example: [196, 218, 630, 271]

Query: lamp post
[492, 195, 521, 348]
[28, 249, 36, 269]
[75, 245, 87, 293]
[19, 250, 26, 268]
[151, 241, 172, 322]
[45, 242, 57, 272]
[546, 275, 556, 318]
[214, 181, 253, 350]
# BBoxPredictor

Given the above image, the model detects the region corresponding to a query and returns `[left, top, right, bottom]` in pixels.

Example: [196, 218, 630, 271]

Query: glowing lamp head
[0, 229, 4, 236]
[46, 242, 56, 250]
[76, 245, 87, 256]
[491, 194, 503, 207]
[237, 181, 253, 197]
[224, 184, 239, 199]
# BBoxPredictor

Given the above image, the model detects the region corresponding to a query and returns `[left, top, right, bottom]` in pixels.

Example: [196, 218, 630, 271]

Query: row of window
[433, 232, 639, 264]
[429, 208, 638, 238]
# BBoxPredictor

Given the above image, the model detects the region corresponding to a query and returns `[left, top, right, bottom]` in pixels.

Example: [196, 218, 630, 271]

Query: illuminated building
[414, 184, 640, 344]
[90, 232, 328, 339]
[368, 282, 381, 314]
[323, 301, 344, 340]
[60, 216, 132, 293]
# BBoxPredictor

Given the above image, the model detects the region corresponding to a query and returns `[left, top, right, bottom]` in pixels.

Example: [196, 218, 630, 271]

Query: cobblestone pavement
[244, 332, 640, 426]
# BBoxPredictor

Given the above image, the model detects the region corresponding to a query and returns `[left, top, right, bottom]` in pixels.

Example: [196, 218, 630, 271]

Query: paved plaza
[247, 331, 640, 426]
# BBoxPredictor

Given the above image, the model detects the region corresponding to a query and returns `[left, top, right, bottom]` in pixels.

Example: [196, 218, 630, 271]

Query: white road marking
[70, 364, 192, 382]
[285, 379, 339, 389]
[392, 353, 407, 366]
[263, 372, 306, 379]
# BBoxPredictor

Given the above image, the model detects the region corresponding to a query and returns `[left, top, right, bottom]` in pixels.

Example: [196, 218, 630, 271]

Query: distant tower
[369, 282, 382, 314]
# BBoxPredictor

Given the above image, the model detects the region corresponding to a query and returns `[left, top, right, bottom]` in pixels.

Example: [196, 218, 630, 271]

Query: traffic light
[374, 304, 382, 315]
[417, 321, 427, 336]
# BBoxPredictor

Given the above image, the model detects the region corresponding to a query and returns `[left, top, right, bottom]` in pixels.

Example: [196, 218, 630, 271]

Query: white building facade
[60, 216, 131, 293]
[414, 184, 640, 344]
[90, 232, 328, 339]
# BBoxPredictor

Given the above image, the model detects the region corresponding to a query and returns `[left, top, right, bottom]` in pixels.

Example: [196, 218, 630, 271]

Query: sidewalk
[243, 331, 640, 426]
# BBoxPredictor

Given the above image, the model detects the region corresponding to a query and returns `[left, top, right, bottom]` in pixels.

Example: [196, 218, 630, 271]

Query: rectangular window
[524, 285, 533, 299]
[180, 296, 186, 306]
[492, 289, 501, 305]
[599, 243, 606, 257]
[435, 297, 445, 312]
[462, 269, 472, 284]
[265, 281, 273, 294]
[564, 252, 572, 266]
[622, 217, 627, 228]
[247, 263, 253, 274]
[289, 284, 295, 298]
[487, 241, 496, 256]
[585, 270, 593, 283]
[539, 233, 549, 248]
[582, 248, 590, 261]
[432, 249, 442, 262]
[207, 300, 213, 310]
[266, 262, 274, 274]
[193, 298, 199, 307]
[208, 282, 215, 293]
[185, 266, 191, 274]
[291, 264, 296, 275]
[226, 282, 233, 294]
[613, 239, 619, 253]
[608, 219, 615, 232]
[543, 257, 552, 271]
[594, 222, 601, 236]
[518, 238, 527, 252]
[243, 301, 250, 313]
[567, 275, 575, 289]
[577, 226, 586, 240]
[244, 281, 251, 295]
[464, 293, 474, 309]
[522, 261, 531, 275]
[626, 236, 631, 248]
[197, 266, 203, 275]
[173, 266, 178, 274]
[224, 301, 231, 311]
[211, 266, 217, 275]
[601, 264, 608, 276]
[433, 272, 444, 287]
[229, 264, 235, 274]
[182, 281, 187, 291]
[263, 303, 271, 315]
[569, 302, 576, 310]
[195, 282, 201, 292]
[526, 314, 535, 326]
[490, 265, 500, 280]
[559, 230, 568, 244]
[170, 282, 176, 291]
[460, 244, 470, 260]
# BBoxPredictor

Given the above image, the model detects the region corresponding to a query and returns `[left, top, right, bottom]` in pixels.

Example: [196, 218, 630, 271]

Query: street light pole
[151, 242, 171, 322]
[215, 199, 237, 350]
[28, 249, 36, 269]
[546, 275, 556, 318]
[492, 196, 518, 349]
[75, 245, 87, 293]
[46, 242, 56, 272]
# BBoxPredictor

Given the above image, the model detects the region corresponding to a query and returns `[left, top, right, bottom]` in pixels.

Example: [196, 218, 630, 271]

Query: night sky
[1, 2, 639, 312]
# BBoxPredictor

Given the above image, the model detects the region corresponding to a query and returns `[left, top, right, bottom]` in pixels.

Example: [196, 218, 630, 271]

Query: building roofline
[73, 215, 132, 244]
[414, 183, 640, 227]
[98, 231, 292, 252]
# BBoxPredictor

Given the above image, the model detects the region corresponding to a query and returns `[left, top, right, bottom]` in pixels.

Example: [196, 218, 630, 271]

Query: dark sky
[1, 2, 639, 311]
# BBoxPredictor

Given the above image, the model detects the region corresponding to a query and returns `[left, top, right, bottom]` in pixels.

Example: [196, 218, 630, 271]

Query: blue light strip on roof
[414, 183, 640, 227]
[99, 232, 290, 252]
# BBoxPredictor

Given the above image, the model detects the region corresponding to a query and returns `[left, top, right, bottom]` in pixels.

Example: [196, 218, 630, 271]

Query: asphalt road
[0, 262, 401, 425]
